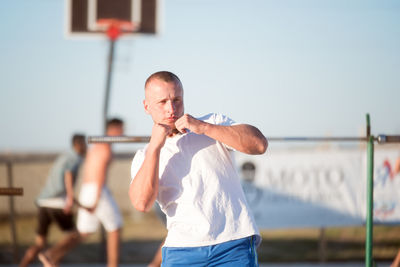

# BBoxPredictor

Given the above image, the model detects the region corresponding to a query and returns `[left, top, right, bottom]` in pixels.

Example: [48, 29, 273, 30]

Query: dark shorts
[37, 207, 75, 236]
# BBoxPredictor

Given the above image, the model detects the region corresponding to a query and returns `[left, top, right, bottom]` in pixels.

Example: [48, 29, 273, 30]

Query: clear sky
[1, 0, 399, 152]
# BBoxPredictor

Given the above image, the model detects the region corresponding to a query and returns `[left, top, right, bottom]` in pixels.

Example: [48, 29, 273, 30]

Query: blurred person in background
[19, 134, 86, 267]
[39, 118, 124, 267]
[75, 118, 124, 267]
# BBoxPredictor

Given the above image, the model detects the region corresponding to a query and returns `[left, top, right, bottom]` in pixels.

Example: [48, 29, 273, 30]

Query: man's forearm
[92, 169, 107, 209]
[129, 148, 160, 212]
[394, 158, 400, 175]
[175, 114, 267, 155]
[64, 171, 74, 212]
[203, 123, 268, 155]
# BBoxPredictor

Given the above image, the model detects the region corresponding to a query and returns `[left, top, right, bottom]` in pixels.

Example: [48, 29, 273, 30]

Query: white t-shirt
[131, 113, 260, 247]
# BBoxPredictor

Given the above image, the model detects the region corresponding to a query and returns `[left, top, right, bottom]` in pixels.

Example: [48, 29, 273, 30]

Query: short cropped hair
[145, 71, 182, 90]
[71, 134, 85, 146]
[106, 118, 124, 129]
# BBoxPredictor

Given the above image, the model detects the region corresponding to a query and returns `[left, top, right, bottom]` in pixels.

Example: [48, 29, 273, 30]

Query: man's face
[144, 79, 184, 129]
[74, 139, 87, 156]
[107, 124, 124, 136]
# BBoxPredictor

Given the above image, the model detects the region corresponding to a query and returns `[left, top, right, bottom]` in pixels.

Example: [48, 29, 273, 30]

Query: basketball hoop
[96, 19, 138, 41]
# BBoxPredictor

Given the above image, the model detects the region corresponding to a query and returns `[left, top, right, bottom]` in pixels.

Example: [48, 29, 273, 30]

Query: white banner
[234, 147, 400, 229]
[371, 149, 400, 223]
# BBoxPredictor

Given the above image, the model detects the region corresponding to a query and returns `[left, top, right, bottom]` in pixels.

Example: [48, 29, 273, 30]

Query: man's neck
[168, 129, 181, 138]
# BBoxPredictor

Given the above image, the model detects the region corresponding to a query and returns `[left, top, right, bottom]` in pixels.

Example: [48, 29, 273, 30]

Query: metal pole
[365, 119, 374, 266]
[103, 39, 116, 133]
[267, 136, 369, 142]
[7, 162, 19, 263]
[88, 136, 150, 144]
[101, 34, 118, 263]
[87, 135, 400, 144]
[87, 135, 372, 144]
[377, 135, 400, 144]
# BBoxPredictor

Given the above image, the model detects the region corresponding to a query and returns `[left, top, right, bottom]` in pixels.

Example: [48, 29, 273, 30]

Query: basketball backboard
[65, 0, 161, 39]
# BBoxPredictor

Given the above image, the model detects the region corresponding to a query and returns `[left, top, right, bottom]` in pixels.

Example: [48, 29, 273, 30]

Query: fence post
[6, 161, 19, 263]
[365, 117, 374, 267]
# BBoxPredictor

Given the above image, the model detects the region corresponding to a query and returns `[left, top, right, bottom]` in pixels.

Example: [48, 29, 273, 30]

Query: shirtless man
[39, 119, 124, 267]
[77, 118, 124, 267]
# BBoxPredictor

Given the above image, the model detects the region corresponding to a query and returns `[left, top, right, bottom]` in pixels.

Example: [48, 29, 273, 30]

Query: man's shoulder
[196, 113, 219, 123]
[53, 150, 78, 167]
[197, 113, 236, 126]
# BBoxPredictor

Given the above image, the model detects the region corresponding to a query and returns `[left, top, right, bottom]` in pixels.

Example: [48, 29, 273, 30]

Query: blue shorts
[161, 235, 259, 267]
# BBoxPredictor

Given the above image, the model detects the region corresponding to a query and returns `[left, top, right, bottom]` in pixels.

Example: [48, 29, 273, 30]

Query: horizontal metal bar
[377, 135, 400, 144]
[0, 152, 135, 164]
[87, 135, 400, 144]
[87, 135, 374, 144]
[267, 137, 370, 142]
[0, 187, 23, 196]
[87, 136, 150, 143]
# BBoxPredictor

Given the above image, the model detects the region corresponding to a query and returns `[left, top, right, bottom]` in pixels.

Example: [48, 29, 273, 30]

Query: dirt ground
[1, 211, 400, 264]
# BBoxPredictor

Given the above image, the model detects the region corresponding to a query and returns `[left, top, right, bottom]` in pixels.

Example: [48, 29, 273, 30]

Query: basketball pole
[103, 37, 116, 134]
[101, 23, 123, 263]
[102, 22, 134, 133]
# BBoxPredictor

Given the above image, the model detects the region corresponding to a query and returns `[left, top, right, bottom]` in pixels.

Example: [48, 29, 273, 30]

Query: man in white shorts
[77, 118, 124, 267]
[129, 71, 268, 267]
[40, 119, 124, 267]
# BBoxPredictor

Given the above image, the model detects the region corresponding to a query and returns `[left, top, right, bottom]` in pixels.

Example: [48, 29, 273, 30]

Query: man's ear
[143, 99, 150, 114]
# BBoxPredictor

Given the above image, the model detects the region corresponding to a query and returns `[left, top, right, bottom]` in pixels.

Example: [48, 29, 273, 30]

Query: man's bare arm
[85, 147, 109, 213]
[175, 114, 268, 155]
[394, 157, 400, 176]
[64, 171, 74, 214]
[129, 147, 160, 212]
[129, 123, 171, 212]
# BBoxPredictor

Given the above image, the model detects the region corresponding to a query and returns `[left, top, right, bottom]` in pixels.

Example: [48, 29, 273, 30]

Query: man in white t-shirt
[129, 71, 268, 267]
